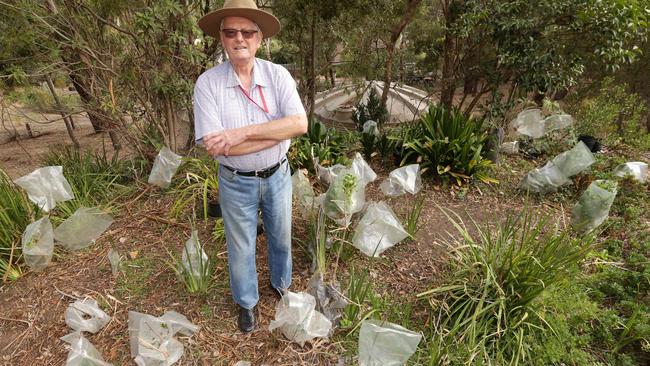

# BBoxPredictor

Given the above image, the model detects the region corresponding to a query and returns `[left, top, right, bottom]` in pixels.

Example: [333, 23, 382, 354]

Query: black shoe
[238, 306, 256, 333]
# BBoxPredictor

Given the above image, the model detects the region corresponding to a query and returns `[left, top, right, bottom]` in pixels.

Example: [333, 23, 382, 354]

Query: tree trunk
[307, 8, 317, 123]
[381, 0, 423, 107]
[329, 68, 336, 87]
[46, 77, 79, 149]
[439, 1, 457, 110]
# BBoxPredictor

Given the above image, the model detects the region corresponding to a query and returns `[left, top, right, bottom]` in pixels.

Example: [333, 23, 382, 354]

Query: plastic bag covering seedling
[358, 319, 422, 366]
[544, 113, 574, 133]
[317, 163, 346, 186]
[60, 331, 112, 366]
[519, 162, 569, 194]
[65, 298, 111, 334]
[268, 291, 332, 347]
[380, 164, 422, 197]
[349, 153, 377, 187]
[181, 230, 209, 279]
[108, 248, 121, 276]
[148, 147, 182, 189]
[613, 162, 648, 183]
[292, 169, 316, 218]
[571, 180, 618, 234]
[510, 109, 545, 139]
[21, 216, 54, 271]
[128, 310, 199, 366]
[551, 141, 595, 178]
[54, 207, 113, 250]
[352, 202, 409, 257]
[324, 172, 365, 226]
[14, 166, 74, 212]
[362, 120, 379, 136]
[500, 141, 519, 155]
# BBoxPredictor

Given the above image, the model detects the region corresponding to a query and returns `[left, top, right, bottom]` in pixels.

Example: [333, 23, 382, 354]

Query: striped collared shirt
[193, 58, 305, 171]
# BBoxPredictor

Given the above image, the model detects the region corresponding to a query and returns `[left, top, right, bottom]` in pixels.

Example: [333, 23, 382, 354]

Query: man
[194, 0, 307, 333]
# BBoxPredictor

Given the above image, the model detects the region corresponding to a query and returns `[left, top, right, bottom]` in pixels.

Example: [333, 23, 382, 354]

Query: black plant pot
[207, 200, 222, 218]
[578, 135, 602, 153]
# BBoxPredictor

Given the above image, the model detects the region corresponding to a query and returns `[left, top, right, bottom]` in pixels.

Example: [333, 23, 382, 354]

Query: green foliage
[166, 230, 213, 295]
[170, 151, 220, 220]
[404, 195, 424, 239]
[0, 168, 38, 281]
[6, 86, 80, 114]
[403, 105, 496, 185]
[352, 88, 389, 132]
[418, 208, 592, 365]
[341, 266, 376, 330]
[572, 77, 648, 148]
[288, 119, 350, 174]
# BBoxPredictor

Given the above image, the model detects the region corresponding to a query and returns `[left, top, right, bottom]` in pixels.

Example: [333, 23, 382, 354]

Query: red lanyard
[239, 85, 269, 114]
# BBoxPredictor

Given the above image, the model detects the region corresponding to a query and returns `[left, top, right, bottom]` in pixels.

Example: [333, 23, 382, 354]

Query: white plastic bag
[324, 171, 365, 226]
[380, 164, 422, 197]
[268, 291, 332, 347]
[14, 166, 74, 212]
[180, 231, 209, 279]
[510, 109, 545, 138]
[148, 147, 182, 189]
[128, 310, 198, 366]
[551, 141, 595, 177]
[54, 207, 113, 250]
[543, 113, 574, 132]
[362, 120, 379, 136]
[108, 248, 121, 276]
[65, 298, 111, 334]
[358, 319, 422, 366]
[500, 141, 519, 155]
[571, 180, 618, 234]
[21, 216, 54, 271]
[519, 162, 569, 194]
[352, 202, 409, 257]
[317, 163, 346, 186]
[350, 153, 377, 186]
[60, 331, 112, 366]
[613, 162, 648, 183]
[292, 169, 316, 218]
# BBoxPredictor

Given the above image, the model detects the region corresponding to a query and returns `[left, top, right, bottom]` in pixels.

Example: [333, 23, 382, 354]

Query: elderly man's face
[220, 16, 262, 66]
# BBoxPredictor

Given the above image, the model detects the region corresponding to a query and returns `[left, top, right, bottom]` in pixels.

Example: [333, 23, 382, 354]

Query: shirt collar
[226, 58, 268, 88]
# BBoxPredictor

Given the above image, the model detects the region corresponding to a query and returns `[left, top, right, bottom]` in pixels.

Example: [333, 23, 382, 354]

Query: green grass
[116, 256, 156, 298]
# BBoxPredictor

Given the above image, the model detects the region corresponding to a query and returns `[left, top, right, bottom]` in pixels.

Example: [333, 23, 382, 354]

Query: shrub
[352, 87, 388, 132]
[418, 208, 592, 364]
[288, 118, 350, 174]
[170, 151, 219, 220]
[402, 105, 496, 185]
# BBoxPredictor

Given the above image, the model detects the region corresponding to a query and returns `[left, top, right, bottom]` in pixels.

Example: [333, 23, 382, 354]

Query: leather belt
[222, 158, 286, 178]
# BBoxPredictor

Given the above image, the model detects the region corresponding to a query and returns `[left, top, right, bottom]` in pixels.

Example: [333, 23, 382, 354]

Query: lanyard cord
[238, 85, 269, 114]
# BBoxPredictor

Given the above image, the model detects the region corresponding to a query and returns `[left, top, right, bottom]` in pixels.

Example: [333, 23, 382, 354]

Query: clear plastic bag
[350, 153, 377, 187]
[180, 231, 209, 279]
[268, 291, 332, 347]
[60, 331, 112, 366]
[292, 169, 316, 218]
[307, 272, 348, 326]
[571, 180, 618, 234]
[128, 310, 198, 366]
[551, 141, 595, 177]
[352, 202, 409, 257]
[323, 172, 365, 226]
[21, 216, 54, 271]
[14, 166, 74, 212]
[380, 164, 422, 197]
[500, 141, 519, 155]
[519, 162, 569, 194]
[108, 248, 121, 276]
[510, 109, 545, 138]
[362, 120, 379, 136]
[65, 298, 111, 334]
[543, 113, 574, 132]
[358, 319, 422, 366]
[317, 163, 346, 186]
[148, 147, 182, 189]
[614, 162, 648, 183]
[54, 207, 113, 250]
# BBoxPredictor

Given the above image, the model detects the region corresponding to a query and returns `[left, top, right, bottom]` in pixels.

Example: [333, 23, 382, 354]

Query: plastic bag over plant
[550, 141, 595, 178]
[292, 169, 316, 218]
[21, 216, 54, 271]
[108, 248, 121, 276]
[317, 163, 346, 186]
[268, 291, 332, 347]
[358, 319, 422, 366]
[324, 171, 365, 226]
[362, 120, 379, 136]
[148, 147, 182, 189]
[60, 331, 112, 366]
[380, 164, 422, 197]
[614, 162, 648, 183]
[128, 310, 199, 366]
[509, 109, 574, 139]
[14, 166, 74, 212]
[181, 230, 209, 279]
[352, 202, 409, 257]
[500, 141, 519, 155]
[349, 153, 377, 186]
[307, 272, 348, 326]
[571, 180, 618, 234]
[54, 207, 113, 250]
[65, 298, 111, 334]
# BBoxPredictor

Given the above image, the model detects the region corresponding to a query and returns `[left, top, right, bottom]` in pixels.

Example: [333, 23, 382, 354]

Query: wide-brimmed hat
[198, 0, 281, 38]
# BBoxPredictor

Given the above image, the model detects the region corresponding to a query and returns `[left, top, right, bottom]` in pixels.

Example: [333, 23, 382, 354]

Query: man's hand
[204, 128, 248, 156]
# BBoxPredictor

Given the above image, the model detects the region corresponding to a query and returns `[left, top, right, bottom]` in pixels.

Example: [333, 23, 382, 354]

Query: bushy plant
[170, 151, 220, 220]
[288, 118, 350, 174]
[418, 208, 592, 365]
[352, 88, 388, 132]
[403, 105, 496, 184]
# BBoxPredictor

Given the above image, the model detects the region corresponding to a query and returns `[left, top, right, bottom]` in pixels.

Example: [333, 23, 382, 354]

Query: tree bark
[439, 0, 458, 110]
[46, 77, 79, 149]
[380, 0, 423, 107]
[307, 8, 317, 123]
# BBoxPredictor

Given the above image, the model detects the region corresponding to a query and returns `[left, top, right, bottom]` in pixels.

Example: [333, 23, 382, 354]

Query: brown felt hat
[198, 0, 281, 39]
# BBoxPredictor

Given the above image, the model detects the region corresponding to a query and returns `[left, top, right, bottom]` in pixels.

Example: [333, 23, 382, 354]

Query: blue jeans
[218, 159, 292, 309]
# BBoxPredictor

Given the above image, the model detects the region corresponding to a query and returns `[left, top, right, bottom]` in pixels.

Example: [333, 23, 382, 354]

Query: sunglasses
[221, 28, 259, 39]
